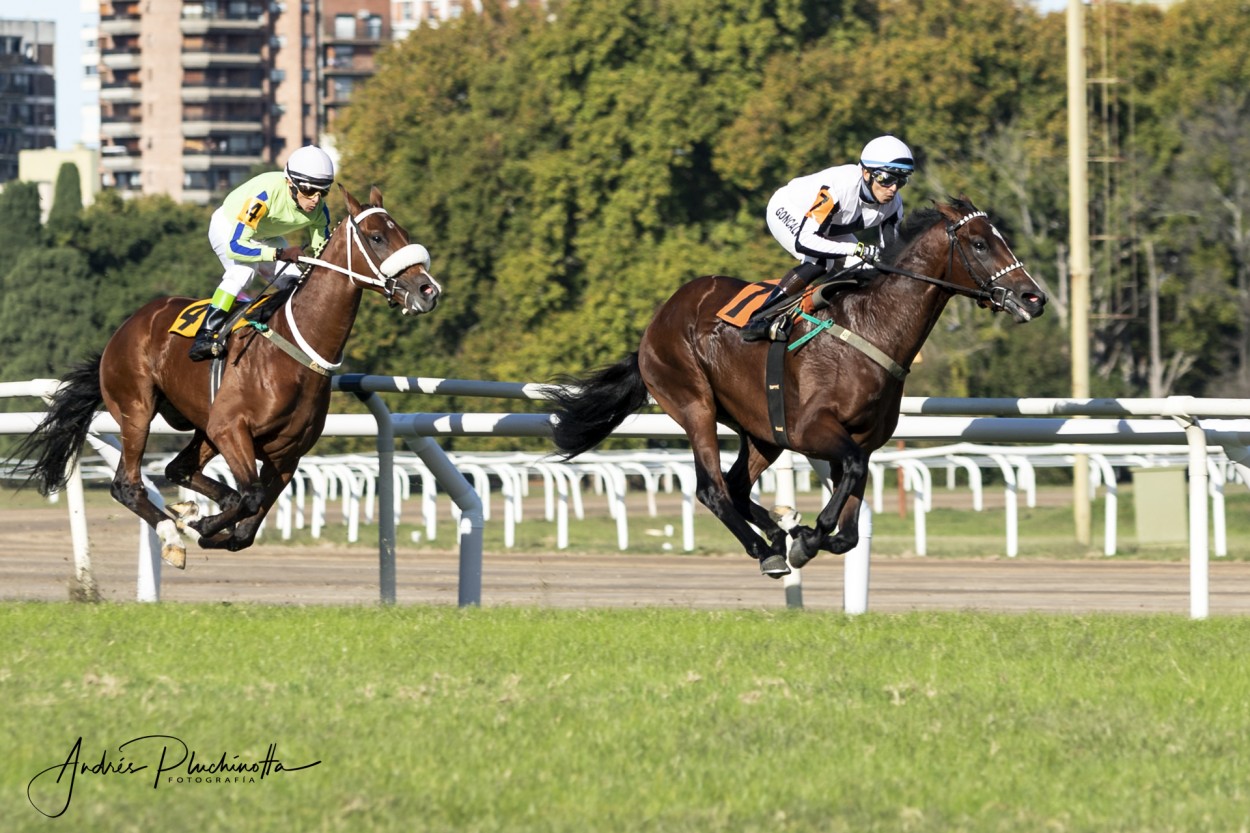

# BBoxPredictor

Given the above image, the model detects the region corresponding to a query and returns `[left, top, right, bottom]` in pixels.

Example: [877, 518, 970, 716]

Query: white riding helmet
[285, 145, 335, 190]
[860, 135, 914, 175]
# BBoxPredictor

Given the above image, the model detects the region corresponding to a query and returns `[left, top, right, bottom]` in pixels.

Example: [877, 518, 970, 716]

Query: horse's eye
[973, 238, 989, 253]
[371, 234, 384, 244]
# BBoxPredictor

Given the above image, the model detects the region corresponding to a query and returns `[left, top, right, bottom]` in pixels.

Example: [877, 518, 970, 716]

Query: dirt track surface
[3, 504, 1248, 615]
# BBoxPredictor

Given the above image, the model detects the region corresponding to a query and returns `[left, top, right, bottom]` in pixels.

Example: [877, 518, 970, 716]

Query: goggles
[295, 181, 331, 198]
[869, 169, 909, 189]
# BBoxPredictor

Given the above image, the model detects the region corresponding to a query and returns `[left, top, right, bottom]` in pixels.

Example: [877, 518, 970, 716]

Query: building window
[334, 15, 355, 39]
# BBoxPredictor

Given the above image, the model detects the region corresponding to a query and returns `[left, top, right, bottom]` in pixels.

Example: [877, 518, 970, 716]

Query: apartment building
[89, 0, 541, 204]
[0, 20, 56, 183]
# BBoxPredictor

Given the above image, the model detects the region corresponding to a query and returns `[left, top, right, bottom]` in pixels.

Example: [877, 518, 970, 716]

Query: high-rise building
[0, 20, 56, 183]
[89, 0, 543, 204]
[97, 0, 326, 204]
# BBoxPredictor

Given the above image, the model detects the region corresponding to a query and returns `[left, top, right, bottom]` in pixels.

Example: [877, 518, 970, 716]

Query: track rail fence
[2, 376, 1249, 618]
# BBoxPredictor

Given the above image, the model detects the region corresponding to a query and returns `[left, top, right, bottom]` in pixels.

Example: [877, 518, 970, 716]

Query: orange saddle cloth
[716, 280, 820, 327]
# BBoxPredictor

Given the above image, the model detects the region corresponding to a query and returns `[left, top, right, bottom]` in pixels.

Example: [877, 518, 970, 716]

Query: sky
[4, 0, 1071, 152]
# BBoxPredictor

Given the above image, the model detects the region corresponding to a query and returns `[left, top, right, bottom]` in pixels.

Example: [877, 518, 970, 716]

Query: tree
[46, 162, 84, 244]
[0, 181, 43, 256]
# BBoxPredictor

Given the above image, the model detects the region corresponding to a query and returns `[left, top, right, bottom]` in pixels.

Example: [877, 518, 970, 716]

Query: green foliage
[0, 192, 215, 383]
[0, 181, 43, 256]
[46, 162, 84, 244]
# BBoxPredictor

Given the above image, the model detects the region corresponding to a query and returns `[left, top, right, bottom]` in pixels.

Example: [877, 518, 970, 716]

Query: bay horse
[13, 185, 441, 569]
[549, 197, 1047, 577]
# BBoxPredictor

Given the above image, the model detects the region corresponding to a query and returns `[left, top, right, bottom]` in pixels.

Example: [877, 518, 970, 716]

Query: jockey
[740, 134, 914, 342]
[189, 145, 336, 361]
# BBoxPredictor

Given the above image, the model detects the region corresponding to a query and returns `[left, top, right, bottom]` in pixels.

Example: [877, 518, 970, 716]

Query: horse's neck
[278, 264, 364, 362]
[838, 256, 953, 364]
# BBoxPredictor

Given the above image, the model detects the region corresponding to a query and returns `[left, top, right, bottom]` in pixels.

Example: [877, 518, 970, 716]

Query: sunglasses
[295, 182, 330, 198]
[870, 170, 909, 188]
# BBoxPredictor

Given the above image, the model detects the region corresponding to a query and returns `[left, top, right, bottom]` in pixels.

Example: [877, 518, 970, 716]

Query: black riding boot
[188, 306, 230, 362]
[740, 261, 826, 342]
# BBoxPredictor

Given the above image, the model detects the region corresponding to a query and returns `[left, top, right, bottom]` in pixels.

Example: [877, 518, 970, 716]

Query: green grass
[4, 604, 1250, 832]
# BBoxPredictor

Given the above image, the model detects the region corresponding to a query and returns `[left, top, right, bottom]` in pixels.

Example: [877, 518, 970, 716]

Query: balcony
[99, 17, 142, 36]
[182, 120, 264, 136]
[100, 48, 141, 71]
[181, 86, 265, 102]
[182, 52, 263, 69]
[99, 84, 141, 103]
[100, 120, 141, 139]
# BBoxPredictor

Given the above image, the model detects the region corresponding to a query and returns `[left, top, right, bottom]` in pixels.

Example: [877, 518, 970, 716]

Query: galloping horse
[14, 185, 440, 568]
[549, 197, 1046, 577]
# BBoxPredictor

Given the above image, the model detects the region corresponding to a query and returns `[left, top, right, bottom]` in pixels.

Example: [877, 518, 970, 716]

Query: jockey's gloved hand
[854, 242, 881, 263]
[276, 246, 305, 263]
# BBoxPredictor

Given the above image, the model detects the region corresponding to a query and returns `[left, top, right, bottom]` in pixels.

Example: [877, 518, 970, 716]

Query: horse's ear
[369, 185, 384, 208]
[341, 185, 361, 215]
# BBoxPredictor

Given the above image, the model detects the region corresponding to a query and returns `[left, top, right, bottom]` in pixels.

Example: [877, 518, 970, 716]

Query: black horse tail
[547, 353, 650, 460]
[10, 355, 105, 496]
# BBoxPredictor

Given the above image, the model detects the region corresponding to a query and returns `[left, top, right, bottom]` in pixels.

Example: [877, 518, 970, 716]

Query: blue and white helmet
[860, 135, 914, 176]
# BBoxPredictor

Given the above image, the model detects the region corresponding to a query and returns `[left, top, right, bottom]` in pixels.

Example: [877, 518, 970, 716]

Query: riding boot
[740, 261, 826, 342]
[188, 305, 231, 362]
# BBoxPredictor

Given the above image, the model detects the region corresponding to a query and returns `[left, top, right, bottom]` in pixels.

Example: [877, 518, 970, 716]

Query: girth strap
[766, 338, 789, 447]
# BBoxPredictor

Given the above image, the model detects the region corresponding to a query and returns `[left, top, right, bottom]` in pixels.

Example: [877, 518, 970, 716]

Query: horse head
[933, 198, 1047, 323]
[329, 185, 442, 316]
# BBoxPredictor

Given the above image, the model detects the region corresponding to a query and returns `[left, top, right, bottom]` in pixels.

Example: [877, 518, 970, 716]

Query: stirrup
[188, 334, 224, 362]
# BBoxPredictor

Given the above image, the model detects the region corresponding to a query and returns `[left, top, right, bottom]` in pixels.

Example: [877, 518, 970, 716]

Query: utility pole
[1067, 0, 1093, 546]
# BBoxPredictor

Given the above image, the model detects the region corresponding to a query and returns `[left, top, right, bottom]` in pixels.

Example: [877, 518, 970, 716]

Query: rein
[268, 205, 436, 373]
[871, 210, 1024, 311]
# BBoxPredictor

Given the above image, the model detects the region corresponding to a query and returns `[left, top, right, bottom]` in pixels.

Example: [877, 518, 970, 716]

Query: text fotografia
[27, 735, 321, 818]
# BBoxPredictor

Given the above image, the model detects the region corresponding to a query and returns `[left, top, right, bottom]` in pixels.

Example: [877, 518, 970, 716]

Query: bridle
[872, 210, 1026, 311]
[299, 205, 441, 306]
[265, 204, 441, 374]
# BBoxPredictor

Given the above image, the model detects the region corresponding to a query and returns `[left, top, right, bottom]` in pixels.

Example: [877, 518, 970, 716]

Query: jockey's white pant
[207, 208, 301, 301]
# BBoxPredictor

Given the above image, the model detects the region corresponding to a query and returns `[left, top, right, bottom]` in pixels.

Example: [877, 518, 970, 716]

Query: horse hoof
[759, 554, 790, 579]
[787, 540, 815, 570]
[161, 544, 187, 570]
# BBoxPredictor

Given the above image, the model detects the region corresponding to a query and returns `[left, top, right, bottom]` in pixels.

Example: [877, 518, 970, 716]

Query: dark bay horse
[14, 185, 440, 568]
[549, 197, 1046, 577]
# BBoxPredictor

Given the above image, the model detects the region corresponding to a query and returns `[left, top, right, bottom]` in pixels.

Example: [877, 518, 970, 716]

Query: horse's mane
[881, 196, 978, 265]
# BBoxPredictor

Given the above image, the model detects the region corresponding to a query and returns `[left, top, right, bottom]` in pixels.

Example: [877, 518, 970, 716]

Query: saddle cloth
[168, 299, 262, 339]
[715, 280, 827, 327]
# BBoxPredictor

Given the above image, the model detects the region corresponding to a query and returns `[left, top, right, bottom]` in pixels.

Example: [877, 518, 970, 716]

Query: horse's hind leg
[724, 434, 787, 546]
[651, 394, 787, 577]
[106, 418, 191, 569]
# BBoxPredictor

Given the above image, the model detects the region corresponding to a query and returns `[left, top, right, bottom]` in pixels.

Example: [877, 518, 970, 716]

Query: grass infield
[5, 603, 1250, 832]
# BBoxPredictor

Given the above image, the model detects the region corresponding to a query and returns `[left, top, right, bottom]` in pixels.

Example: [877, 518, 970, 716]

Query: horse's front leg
[164, 431, 239, 524]
[789, 445, 868, 569]
[218, 462, 296, 551]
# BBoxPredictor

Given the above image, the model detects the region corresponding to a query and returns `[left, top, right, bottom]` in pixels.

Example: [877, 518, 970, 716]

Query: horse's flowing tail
[548, 353, 650, 460]
[10, 355, 105, 496]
